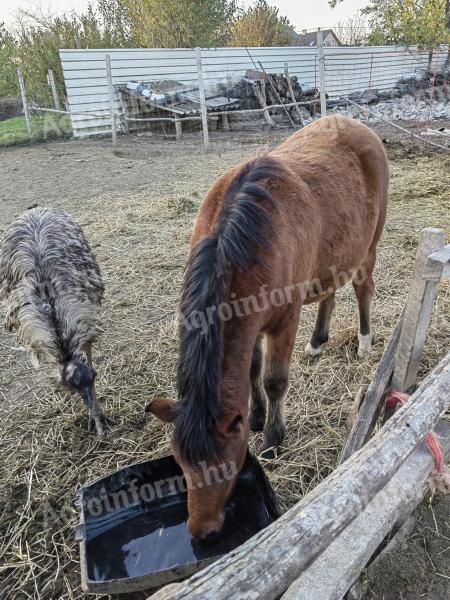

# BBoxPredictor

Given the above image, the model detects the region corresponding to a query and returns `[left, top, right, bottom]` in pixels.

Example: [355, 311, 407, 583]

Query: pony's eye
[228, 415, 243, 433]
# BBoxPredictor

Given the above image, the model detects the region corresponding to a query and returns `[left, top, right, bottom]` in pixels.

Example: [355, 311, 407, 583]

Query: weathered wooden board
[149, 351, 450, 600]
[392, 228, 445, 392]
[340, 313, 403, 463]
[283, 420, 450, 600]
[424, 243, 450, 282]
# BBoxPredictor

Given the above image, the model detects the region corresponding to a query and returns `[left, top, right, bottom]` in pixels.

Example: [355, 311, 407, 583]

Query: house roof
[293, 29, 341, 47]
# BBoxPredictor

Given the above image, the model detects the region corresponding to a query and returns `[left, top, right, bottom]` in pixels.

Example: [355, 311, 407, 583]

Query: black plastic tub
[76, 451, 279, 594]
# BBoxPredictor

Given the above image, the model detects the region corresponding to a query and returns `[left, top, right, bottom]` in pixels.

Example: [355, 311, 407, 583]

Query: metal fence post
[317, 30, 327, 118]
[17, 69, 33, 142]
[47, 69, 61, 111]
[105, 54, 117, 150]
[196, 47, 210, 150]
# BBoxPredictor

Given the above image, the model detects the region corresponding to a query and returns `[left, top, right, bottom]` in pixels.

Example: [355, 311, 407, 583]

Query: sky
[0, 0, 369, 31]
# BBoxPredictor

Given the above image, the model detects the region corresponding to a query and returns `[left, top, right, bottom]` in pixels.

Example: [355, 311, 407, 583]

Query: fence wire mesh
[0, 71, 73, 147]
[110, 45, 449, 151]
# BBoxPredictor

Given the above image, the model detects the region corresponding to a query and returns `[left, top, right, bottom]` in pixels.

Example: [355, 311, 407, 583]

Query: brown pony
[148, 115, 389, 539]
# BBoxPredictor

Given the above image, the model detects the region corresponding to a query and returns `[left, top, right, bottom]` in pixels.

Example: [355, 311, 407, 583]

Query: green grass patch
[0, 114, 72, 147]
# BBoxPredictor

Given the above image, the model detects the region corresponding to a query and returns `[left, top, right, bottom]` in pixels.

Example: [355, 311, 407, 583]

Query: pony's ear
[145, 397, 176, 423]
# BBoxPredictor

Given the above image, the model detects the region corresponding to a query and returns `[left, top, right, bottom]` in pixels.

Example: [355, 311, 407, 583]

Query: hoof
[249, 412, 266, 432]
[357, 333, 372, 357]
[89, 413, 113, 436]
[305, 341, 322, 357]
[258, 444, 281, 460]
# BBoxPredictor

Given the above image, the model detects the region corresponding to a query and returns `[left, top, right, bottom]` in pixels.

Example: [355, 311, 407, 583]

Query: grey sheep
[0, 207, 109, 435]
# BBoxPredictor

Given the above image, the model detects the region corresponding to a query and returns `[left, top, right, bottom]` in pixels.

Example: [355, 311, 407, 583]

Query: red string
[385, 390, 449, 479]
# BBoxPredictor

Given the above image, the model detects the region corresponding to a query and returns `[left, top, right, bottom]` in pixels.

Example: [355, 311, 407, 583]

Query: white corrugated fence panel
[59, 46, 447, 138]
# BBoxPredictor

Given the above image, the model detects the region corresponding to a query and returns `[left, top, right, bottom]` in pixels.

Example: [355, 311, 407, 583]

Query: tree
[330, 0, 450, 46]
[0, 23, 18, 97]
[121, 0, 237, 48]
[335, 12, 369, 46]
[0, 1, 135, 102]
[229, 0, 295, 47]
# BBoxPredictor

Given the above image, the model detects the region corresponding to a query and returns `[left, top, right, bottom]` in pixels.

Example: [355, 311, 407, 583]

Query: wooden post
[150, 351, 450, 600]
[47, 69, 61, 111]
[253, 80, 275, 127]
[222, 113, 230, 132]
[117, 90, 130, 135]
[195, 47, 209, 150]
[392, 228, 445, 392]
[105, 54, 117, 150]
[17, 69, 32, 142]
[174, 116, 182, 141]
[284, 62, 304, 126]
[317, 30, 327, 118]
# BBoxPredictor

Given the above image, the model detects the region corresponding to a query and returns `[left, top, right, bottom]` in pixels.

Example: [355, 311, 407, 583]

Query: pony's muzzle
[188, 510, 225, 540]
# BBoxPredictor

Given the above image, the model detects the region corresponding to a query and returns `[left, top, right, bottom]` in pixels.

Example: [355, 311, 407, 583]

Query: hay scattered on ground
[0, 134, 449, 600]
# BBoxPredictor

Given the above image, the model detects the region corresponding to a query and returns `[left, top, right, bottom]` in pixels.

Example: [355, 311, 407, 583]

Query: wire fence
[0, 70, 72, 147]
[1, 43, 449, 150]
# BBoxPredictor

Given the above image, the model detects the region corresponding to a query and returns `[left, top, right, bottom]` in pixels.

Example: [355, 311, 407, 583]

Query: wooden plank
[117, 90, 129, 134]
[195, 47, 209, 150]
[317, 31, 327, 117]
[253, 80, 275, 127]
[392, 228, 445, 392]
[174, 117, 182, 141]
[149, 351, 450, 600]
[284, 62, 304, 126]
[340, 312, 403, 463]
[423, 244, 450, 282]
[48, 69, 61, 111]
[105, 55, 117, 149]
[283, 420, 450, 600]
[258, 61, 295, 128]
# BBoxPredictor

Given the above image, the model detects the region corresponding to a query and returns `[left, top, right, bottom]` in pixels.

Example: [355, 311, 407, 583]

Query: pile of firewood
[218, 70, 321, 117]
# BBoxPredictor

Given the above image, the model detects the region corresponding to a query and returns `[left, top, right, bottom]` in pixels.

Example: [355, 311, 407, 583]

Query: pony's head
[147, 397, 249, 538]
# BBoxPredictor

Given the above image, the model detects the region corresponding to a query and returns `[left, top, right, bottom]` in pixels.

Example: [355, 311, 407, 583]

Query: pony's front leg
[259, 312, 299, 459]
[249, 334, 266, 432]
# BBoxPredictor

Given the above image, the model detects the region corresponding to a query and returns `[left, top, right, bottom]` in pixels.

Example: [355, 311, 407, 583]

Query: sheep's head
[63, 356, 97, 407]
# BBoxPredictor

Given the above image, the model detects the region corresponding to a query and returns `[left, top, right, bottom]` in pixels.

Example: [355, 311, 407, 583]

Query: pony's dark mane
[174, 156, 285, 465]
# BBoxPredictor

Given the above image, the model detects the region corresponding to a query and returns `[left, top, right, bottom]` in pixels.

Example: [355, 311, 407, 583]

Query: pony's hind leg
[249, 334, 266, 432]
[353, 255, 376, 357]
[260, 317, 298, 459]
[305, 293, 335, 357]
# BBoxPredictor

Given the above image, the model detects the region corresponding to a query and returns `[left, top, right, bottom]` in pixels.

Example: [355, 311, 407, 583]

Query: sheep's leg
[88, 392, 107, 436]
[83, 344, 112, 435]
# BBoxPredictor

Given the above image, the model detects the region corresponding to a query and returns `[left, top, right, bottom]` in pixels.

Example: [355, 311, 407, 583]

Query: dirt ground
[0, 124, 449, 600]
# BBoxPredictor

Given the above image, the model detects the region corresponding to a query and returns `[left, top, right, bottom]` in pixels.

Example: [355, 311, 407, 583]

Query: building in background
[294, 29, 341, 47]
